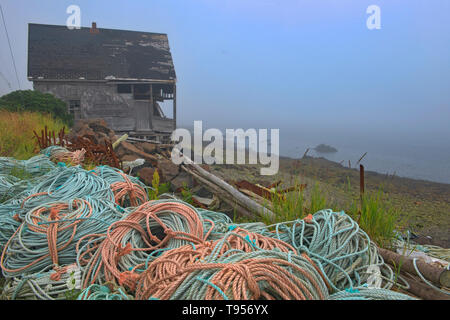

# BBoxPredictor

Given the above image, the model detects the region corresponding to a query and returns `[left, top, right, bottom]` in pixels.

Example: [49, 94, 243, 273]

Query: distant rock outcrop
[314, 144, 338, 153]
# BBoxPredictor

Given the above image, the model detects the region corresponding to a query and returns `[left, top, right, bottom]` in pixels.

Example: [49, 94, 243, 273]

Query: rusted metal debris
[234, 180, 307, 202]
[266, 180, 282, 189]
[33, 126, 67, 149]
[66, 136, 122, 169]
[33, 126, 122, 169]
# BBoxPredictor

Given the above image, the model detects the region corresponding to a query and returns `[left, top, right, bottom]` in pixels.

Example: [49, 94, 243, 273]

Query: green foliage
[181, 183, 194, 205]
[158, 182, 171, 195]
[230, 176, 400, 250]
[269, 184, 305, 224]
[309, 182, 327, 215]
[147, 169, 171, 200]
[64, 288, 82, 300]
[148, 169, 161, 200]
[0, 90, 73, 125]
[349, 189, 401, 248]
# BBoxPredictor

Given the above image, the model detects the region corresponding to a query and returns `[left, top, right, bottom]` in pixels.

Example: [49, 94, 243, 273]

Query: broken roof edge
[27, 22, 169, 38]
[28, 77, 177, 83]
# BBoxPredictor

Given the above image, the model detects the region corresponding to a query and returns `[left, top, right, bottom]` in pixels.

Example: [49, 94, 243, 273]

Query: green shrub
[0, 90, 73, 126]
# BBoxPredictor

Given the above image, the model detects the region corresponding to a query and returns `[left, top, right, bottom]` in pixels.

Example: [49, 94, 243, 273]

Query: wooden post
[358, 164, 365, 223]
[360, 164, 365, 203]
[360, 164, 365, 195]
[149, 84, 153, 130]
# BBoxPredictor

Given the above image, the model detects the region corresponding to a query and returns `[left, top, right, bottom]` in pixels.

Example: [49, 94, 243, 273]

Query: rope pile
[0, 151, 416, 300]
[258, 210, 396, 291]
[1, 198, 123, 278]
[76, 200, 210, 290]
[135, 250, 329, 300]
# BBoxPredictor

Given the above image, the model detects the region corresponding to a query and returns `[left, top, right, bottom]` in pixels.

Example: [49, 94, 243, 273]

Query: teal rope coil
[1, 263, 81, 300]
[77, 284, 133, 300]
[16, 166, 115, 212]
[262, 209, 395, 292]
[1, 198, 124, 278]
[329, 287, 417, 300]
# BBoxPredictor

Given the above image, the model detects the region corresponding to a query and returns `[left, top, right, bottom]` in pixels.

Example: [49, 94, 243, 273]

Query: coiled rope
[76, 200, 211, 290]
[262, 210, 395, 292]
[1, 198, 123, 278]
[135, 249, 329, 300]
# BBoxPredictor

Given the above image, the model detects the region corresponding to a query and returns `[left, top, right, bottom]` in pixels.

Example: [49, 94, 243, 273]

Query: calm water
[278, 130, 450, 185]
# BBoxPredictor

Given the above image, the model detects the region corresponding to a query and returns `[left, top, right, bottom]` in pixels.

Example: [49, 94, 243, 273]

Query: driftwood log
[400, 273, 450, 300]
[183, 167, 254, 218]
[378, 247, 450, 288]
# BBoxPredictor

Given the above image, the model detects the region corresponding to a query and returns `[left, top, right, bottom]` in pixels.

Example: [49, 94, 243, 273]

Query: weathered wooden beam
[173, 83, 177, 130]
[185, 163, 276, 220]
[400, 273, 450, 300]
[126, 136, 161, 144]
[378, 247, 450, 288]
[149, 84, 154, 130]
[182, 166, 254, 218]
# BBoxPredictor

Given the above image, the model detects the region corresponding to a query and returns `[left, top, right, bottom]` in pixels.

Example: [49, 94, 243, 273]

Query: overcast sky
[0, 0, 449, 148]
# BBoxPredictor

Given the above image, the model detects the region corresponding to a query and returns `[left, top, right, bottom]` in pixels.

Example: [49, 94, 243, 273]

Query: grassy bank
[0, 110, 66, 159]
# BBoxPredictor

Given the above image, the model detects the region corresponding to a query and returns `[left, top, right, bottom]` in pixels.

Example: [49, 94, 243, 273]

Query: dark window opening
[68, 100, 81, 119]
[133, 84, 150, 100]
[117, 84, 132, 94]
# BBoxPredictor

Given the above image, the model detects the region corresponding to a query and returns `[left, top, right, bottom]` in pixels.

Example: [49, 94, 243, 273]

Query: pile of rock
[68, 119, 194, 192]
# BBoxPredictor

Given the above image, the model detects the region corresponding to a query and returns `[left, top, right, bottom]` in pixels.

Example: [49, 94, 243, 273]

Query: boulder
[170, 172, 193, 192]
[141, 142, 157, 154]
[137, 167, 156, 186]
[157, 158, 179, 182]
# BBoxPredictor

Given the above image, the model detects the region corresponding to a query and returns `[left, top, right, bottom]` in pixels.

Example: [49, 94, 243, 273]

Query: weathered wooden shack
[27, 22, 177, 141]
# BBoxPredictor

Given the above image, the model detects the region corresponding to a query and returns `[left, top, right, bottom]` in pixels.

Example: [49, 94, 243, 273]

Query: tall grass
[268, 184, 305, 224]
[0, 110, 65, 159]
[348, 189, 401, 248]
[259, 181, 335, 225]
[228, 177, 401, 249]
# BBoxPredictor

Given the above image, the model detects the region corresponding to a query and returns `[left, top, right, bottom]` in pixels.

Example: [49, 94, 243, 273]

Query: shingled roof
[27, 23, 176, 82]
